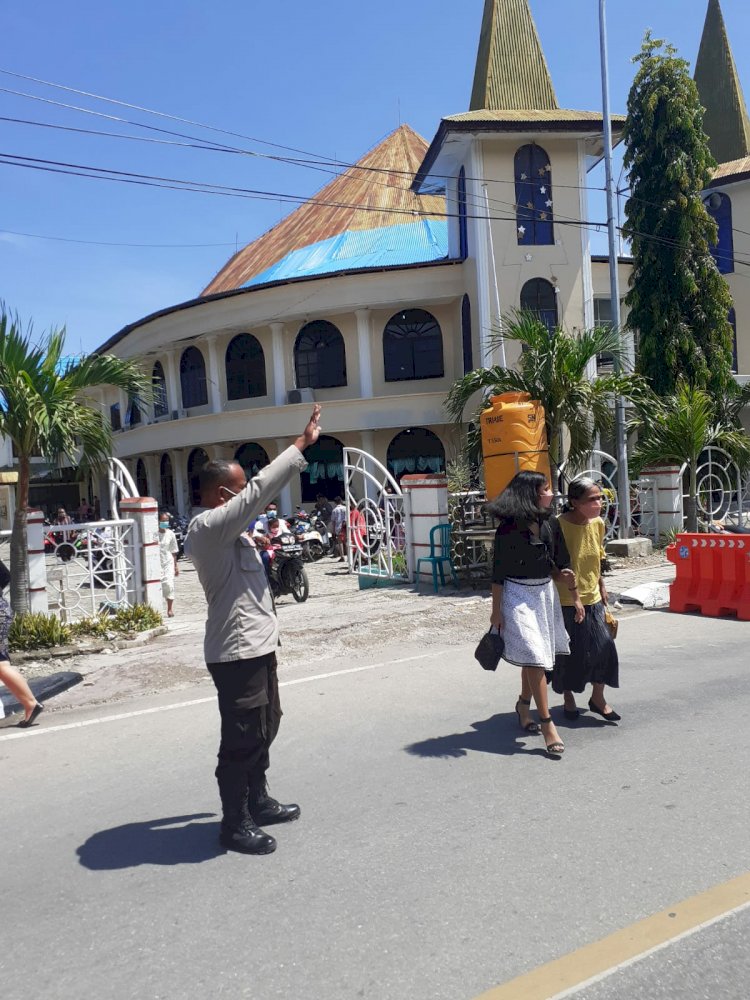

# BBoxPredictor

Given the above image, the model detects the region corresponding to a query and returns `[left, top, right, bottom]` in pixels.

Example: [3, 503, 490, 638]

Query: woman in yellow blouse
[552, 478, 620, 722]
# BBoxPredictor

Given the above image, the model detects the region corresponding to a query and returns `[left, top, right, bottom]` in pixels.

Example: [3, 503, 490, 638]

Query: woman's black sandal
[588, 699, 621, 722]
[539, 717, 565, 757]
[515, 697, 540, 733]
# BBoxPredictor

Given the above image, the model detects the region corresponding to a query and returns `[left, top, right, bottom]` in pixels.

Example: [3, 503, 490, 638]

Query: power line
[0, 227, 237, 248]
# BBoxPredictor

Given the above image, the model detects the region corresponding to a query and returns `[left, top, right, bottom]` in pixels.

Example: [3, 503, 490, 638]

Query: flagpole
[599, 0, 632, 538]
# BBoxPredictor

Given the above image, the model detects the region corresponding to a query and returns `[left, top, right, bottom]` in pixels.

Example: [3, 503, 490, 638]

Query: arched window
[383, 309, 444, 382]
[160, 453, 175, 509]
[461, 294, 473, 374]
[226, 333, 267, 400]
[729, 308, 738, 373]
[387, 428, 446, 479]
[294, 321, 347, 389]
[515, 144, 554, 246]
[180, 346, 208, 409]
[152, 362, 168, 418]
[520, 278, 558, 333]
[135, 459, 148, 497]
[300, 435, 345, 503]
[234, 442, 270, 478]
[458, 166, 468, 260]
[187, 448, 209, 508]
[705, 191, 734, 274]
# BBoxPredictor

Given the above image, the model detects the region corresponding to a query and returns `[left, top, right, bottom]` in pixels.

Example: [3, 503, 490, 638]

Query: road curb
[0, 670, 84, 724]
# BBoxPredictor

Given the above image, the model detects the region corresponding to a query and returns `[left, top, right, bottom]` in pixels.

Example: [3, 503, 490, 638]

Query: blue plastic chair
[416, 524, 459, 593]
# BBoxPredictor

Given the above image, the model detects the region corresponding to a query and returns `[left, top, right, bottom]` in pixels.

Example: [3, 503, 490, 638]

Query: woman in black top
[490, 472, 576, 757]
[0, 560, 44, 727]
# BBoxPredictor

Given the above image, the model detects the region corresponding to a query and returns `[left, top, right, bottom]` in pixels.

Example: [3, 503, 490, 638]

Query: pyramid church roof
[202, 125, 446, 295]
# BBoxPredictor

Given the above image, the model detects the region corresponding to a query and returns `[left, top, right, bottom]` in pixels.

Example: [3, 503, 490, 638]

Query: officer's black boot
[217, 769, 277, 854]
[249, 779, 301, 825]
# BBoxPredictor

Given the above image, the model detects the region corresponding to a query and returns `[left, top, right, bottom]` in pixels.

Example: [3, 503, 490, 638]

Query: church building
[91, 0, 749, 515]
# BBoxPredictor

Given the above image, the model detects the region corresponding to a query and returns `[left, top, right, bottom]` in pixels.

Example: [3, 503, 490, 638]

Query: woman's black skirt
[551, 600, 619, 694]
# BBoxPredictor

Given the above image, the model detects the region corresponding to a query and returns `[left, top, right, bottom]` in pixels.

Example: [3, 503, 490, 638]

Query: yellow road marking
[473, 871, 750, 1000]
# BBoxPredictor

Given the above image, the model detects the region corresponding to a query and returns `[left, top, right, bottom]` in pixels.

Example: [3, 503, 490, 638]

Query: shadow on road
[404, 713, 552, 760]
[76, 813, 224, 869]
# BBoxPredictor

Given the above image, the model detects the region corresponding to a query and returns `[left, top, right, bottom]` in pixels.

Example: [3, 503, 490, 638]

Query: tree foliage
[0, 308, 151, 613]
[622, 33, 734, 398]
[632, 381, 750, 532]
[445, 313, 649, 474]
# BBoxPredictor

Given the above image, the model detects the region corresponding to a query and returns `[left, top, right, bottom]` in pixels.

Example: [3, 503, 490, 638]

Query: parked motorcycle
[170, 514, 190, 559]
[268, 533, 309, 602]
[287, 513, 330, 561]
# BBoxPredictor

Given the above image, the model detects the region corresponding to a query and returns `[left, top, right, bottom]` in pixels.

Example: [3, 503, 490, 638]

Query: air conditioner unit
[171, 409, 188, 420]
[287, 388, 315, 405]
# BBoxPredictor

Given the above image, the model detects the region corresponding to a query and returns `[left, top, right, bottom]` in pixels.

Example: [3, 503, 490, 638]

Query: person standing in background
[330, 496, 346, 562]
[158, 511, 180, 618]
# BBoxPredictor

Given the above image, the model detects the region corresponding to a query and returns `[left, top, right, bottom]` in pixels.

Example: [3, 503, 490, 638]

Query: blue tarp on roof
[242, 219, 448, 288]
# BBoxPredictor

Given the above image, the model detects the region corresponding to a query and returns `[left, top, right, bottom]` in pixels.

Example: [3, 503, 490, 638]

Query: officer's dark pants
[206, 652, 282, 826]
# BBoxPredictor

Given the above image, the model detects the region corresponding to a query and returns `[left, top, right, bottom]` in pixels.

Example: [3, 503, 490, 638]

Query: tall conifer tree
[622, 33, 734, 397]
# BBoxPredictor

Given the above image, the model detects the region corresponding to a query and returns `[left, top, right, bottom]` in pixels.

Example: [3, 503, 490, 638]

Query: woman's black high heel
[515, 697, 540, 733]
[539, 717, 565, 757]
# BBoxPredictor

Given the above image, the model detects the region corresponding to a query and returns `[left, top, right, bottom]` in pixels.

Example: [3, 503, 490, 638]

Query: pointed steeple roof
[694, 0, 750, 164]
[469, 0, 558, 111]
[202, 125, 445, 294]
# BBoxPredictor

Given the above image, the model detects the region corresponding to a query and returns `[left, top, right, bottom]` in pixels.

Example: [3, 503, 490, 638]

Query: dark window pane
[225, 334, 267, 400]
[153, 362, 169, 418]
[180, 347, 208, 408]
[294, 321, 347, 389]
[383, 309, 444, 383]
[520, 278, 558, 333]
[458, 167, 468, 260]
[462, 295, 473, 374]
[110, 403, 121, 431]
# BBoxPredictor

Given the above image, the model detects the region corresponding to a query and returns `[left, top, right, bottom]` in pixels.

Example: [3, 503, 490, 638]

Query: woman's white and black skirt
[501, 577, 570, 669]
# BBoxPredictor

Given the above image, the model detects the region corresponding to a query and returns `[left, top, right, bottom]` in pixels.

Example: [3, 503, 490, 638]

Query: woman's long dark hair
[488, 470, 551, 524]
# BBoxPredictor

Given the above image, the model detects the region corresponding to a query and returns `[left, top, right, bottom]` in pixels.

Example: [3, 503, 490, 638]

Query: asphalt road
[0, 608, 748, 1000]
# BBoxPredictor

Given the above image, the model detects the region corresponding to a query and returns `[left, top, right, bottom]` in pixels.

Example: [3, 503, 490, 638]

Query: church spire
[694, 0, 750, 164]
[469, 0, 558, 112]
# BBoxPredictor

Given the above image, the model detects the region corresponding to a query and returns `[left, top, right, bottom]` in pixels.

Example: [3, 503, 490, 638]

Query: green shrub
[8, 613, 72, 652]
[68, 614, 113, 640]
[111, 604, 163, 633]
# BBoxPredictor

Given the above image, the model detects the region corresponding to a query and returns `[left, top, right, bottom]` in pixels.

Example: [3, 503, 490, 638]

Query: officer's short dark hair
[199, 460, 238, 494]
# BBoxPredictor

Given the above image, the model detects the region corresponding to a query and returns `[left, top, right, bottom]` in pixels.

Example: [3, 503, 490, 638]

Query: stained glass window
[515, 145, 554, 246]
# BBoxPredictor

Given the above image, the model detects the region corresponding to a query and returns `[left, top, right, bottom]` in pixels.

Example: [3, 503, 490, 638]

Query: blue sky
[2, 0, 748, 353]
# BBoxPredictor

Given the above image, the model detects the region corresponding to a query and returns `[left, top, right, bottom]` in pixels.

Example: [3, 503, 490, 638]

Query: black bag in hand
[474, 630, 505, 672]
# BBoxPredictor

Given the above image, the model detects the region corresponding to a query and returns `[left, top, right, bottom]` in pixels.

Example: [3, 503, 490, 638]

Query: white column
[171, 450, 187, 515]
[119, 497, 163, 613]
[26, 509, 49, 613]
[164, 351, 181, 416]
[356, 309, 374, 398]
[204, 335, 223, 413]
[271, 323, 287, 406]
[275, 438, 294, 515]
[468, 142, 496, 369]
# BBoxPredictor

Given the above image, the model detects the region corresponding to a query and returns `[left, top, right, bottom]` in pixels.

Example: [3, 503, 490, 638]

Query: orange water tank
[480, 392, 551, 501]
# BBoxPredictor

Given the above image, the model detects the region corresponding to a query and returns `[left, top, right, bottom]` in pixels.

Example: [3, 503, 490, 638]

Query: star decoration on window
[518, 225, 526, 236]
[540, 212, 548, 221]
[545, 164, 551, 173]
[538, 167, 546, 177]
[540, 186, 546, 194]
[526, 201, 534, 210]
[520, 172, 528, 181]
[545, 199, 553, 208]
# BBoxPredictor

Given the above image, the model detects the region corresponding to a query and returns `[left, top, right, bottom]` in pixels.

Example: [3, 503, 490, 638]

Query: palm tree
[0, 308, 151, 613]
[632, 381, 750, 532]
[445, 313, 649, 473]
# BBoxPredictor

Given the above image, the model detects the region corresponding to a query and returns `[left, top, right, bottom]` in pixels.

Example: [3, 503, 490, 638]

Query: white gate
[108, 458, 139, 519]
[342, 448, 409, 581]
[681, 447, 748, 528]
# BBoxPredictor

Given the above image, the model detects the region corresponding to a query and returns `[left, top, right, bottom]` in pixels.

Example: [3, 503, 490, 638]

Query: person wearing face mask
[158, 511, 179, 617]
[184, 406, 321, 856]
